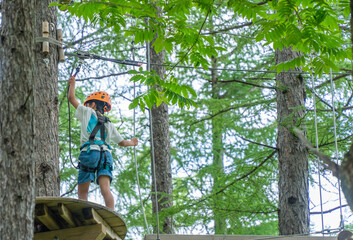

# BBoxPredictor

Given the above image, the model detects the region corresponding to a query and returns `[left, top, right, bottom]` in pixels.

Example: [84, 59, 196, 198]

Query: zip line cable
[67, 49, 350, 75]
[131, 29, 150, 234]
[37, 36, 352, 76]
[329, 69, 345, 230]
[311, 74, 325, 235]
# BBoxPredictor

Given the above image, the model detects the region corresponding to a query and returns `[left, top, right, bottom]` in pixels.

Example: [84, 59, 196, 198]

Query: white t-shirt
[75, 105, 124, 152]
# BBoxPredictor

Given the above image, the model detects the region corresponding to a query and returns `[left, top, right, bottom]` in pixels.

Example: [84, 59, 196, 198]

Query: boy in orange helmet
[68, 76, 138, 210]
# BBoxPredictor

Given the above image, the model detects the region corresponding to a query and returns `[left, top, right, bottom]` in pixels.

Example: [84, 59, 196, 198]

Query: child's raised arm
[68, 76, 79, 109]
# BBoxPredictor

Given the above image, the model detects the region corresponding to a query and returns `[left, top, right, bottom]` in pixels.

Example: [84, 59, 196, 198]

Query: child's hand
[68, 76, 76, 86]
[131, 138, 138, 146]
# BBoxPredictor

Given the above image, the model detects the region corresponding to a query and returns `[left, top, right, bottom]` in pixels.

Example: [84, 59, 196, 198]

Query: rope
[310, 74, 325, 235]
[329, 69, 345, 229]
[67, 59, 84, 170]
[146, 27, 161, 240]
[131, 27, 150, 233]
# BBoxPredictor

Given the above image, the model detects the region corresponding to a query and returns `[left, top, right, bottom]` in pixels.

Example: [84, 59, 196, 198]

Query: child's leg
[78, 181, 91, 200]
[98, 175, 114, 210]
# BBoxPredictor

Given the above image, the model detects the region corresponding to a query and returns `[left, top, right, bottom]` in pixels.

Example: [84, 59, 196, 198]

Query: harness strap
[78, 161, 113, 173]
[79, 111, 112, 174]
[79, 146, 113, 173]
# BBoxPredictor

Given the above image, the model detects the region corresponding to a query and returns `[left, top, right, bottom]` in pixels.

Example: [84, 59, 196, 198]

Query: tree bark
[276, 47, 309, 235]
[34, 0, 60, 197]
[150, 35, 173, 233]
[211, 55, 226, 234]
[0, 0, 37, 238]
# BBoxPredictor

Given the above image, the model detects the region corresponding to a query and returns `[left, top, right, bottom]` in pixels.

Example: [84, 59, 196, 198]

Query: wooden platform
[145, 235, 337, 240]
[34, 197, 127, 240]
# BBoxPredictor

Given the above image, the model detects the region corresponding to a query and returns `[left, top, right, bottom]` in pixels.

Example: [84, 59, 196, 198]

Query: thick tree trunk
[276, 47, 309, 235]
[211, 56, 226, 234]
[150, 39, 173, 233]
[339, 141, 353, 212]
[344, 0, 353, 211]
[34, 0, 60, 197]
[0, 0, 37, 238]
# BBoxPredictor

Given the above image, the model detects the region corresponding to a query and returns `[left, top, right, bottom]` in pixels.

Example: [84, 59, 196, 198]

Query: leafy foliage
[55, 0, 353, 239]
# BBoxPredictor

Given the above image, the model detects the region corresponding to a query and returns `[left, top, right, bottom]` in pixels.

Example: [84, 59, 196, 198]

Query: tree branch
[202, 22, 253, 35]
[306, 86, 350, 119]
[189, 98, 275, 127]
[207, 78, 275, 89]
[188, 150, 277, 208]
[214, 207, 278, 214]
[310, 204, 349, 215]
[315, 73, 351, 89]
[318, 133, 353, 148]
[257, 0, 272, 5]
[60, 183, 78, 197]
[58, 72, 130, 82]
[63, 28, 106, 49]
[82, 1, 150, 13]
[167, 0, 214, 76]
[293, 128, 340, 175]
[238, 135, 278, 150]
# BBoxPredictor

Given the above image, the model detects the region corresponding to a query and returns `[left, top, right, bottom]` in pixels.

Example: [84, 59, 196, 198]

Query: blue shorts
[77, 150, 113, 185]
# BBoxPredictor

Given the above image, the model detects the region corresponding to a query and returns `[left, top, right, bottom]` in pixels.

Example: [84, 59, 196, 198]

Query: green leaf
[129, 99, 139, 110]
[139, 98, 146, 112]
[128, 69, 139, 74]
[181, 87, 188, 98]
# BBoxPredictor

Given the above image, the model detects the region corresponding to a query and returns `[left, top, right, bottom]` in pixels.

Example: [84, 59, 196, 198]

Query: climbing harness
[79, 110, 113, 174]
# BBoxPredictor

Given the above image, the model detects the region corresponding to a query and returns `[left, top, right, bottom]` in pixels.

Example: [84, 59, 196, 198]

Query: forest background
[56, 0, 353, 239]
[1, 0, 353, 239]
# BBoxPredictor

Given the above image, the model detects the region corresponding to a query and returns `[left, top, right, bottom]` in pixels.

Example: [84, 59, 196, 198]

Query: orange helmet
[84, 91, 112, 112]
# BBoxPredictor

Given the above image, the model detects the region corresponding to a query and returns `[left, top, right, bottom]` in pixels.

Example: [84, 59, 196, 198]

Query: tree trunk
[34, 0, 60, 197]
[35, 0, 60, 196]
[211, 55, 226, 234]
[150, 37, 173, 233]
[343, 0, 353, 211]
[276, 47, 309, 235]
[0, 0, 37, 238]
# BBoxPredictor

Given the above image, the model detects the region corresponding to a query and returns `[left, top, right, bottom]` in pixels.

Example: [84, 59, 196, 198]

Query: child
[68, 76, 138, 210]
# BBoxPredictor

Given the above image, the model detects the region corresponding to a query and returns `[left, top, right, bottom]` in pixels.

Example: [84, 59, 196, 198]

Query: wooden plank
[35, 203, 60, 230]
[145, 235, 337, 240]
[58, 203, 77, 228]
[35, 197, 127, 239]
[42, 21, 49, 53]
[96, 209, 127, 237]
[83, 207, 122, 240]
[34, 224, 106, 240]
